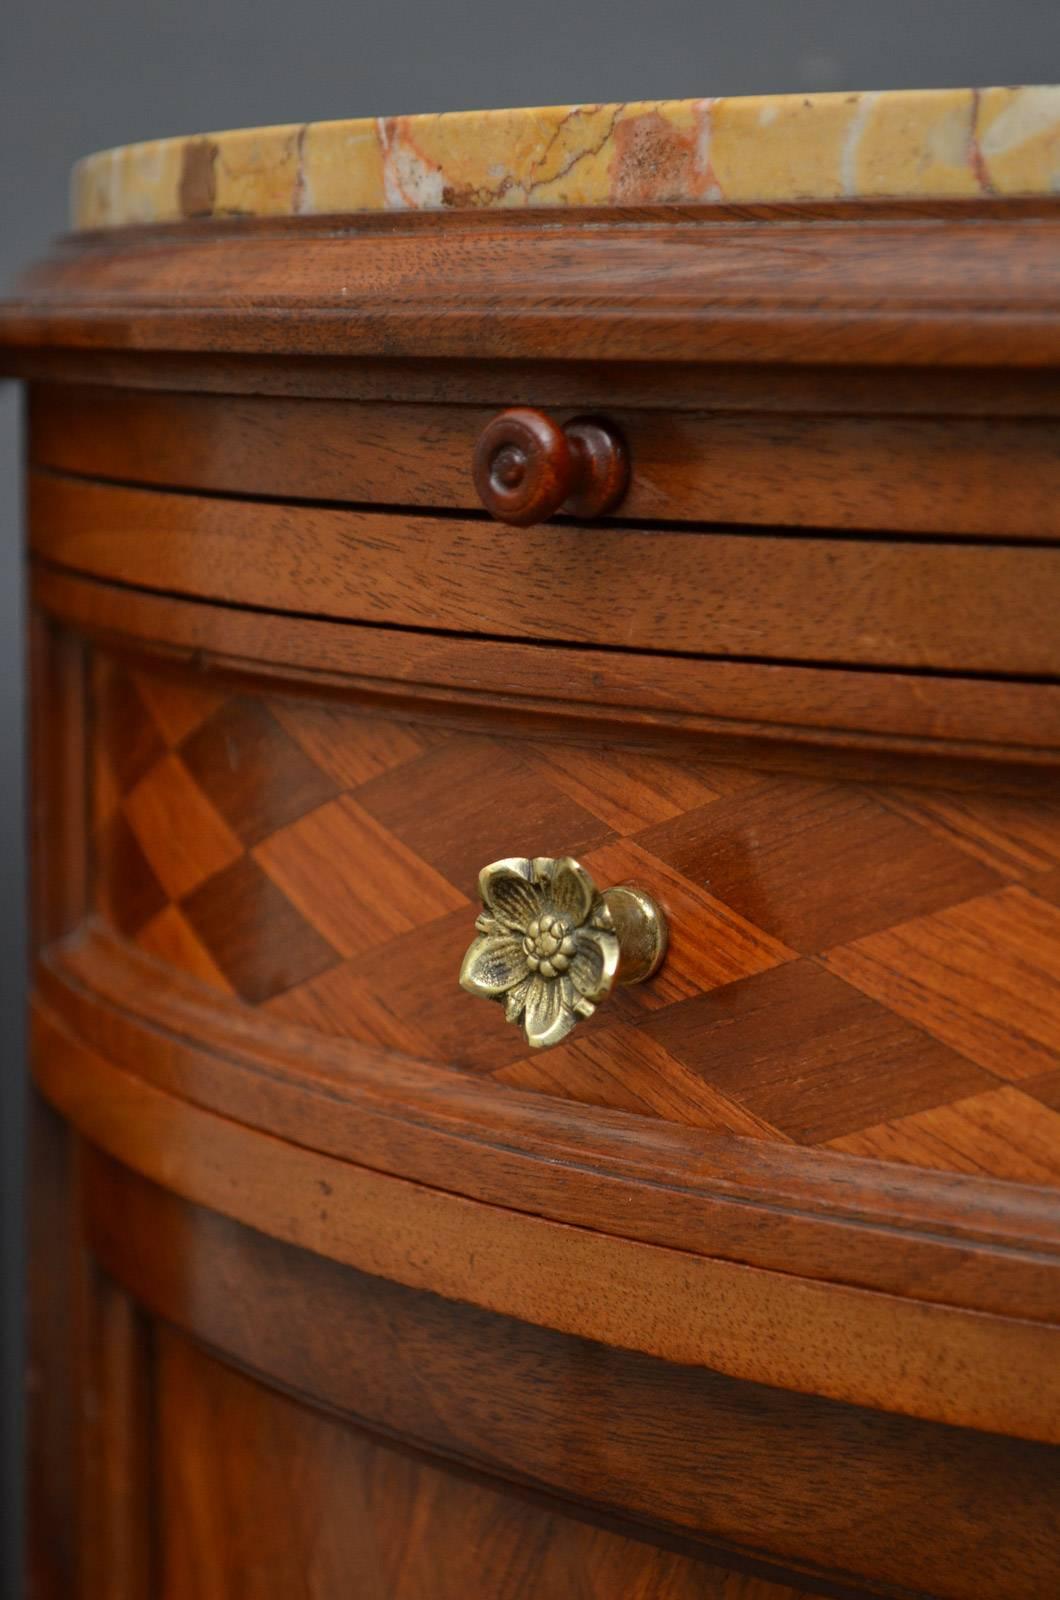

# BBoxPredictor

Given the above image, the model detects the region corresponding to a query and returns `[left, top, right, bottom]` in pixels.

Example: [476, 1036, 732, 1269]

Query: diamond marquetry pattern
[91, 656, 1060, 1184]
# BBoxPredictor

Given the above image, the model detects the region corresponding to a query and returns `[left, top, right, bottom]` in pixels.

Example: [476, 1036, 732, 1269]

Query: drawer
[85, 650, 1060, 1183]
[30, 382, 1060, 539]
[30, 470, 1060, 675]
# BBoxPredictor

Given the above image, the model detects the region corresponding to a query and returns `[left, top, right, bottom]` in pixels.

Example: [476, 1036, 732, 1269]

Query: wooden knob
[472, 408, 629, 526]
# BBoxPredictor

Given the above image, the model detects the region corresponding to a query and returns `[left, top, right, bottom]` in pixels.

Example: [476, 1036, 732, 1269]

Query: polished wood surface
[31, 382, 1060, 539]
[471, 407, 631, 525]
[31, 472, 1060, 673]
[83, 1154, 1060, 1600]
[38, 921, 1060, 1324]
[38, 566, 1060, 770]
[155, 1325, 824, 1600]
[7, 194, 1060, 1598]
[35, 998, 1060, 1443]
[78, 655, 1060, 1189]
[6, 204, 1060, 368]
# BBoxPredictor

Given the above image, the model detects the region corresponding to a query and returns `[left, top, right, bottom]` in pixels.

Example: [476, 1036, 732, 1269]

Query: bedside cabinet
[4, 89, 1060, 1600]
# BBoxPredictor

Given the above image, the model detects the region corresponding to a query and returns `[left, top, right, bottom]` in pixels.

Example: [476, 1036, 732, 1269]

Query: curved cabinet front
[26, 613, 1060, 1600]
[12, 195, 1060, 1600]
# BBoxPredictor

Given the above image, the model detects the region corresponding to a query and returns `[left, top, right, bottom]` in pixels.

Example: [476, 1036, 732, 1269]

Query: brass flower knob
[459, 856, 667, 1049]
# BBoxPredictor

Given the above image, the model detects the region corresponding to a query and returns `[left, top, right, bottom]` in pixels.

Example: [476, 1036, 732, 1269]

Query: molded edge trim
[31, 569, 1060, 771]
[32, 985, 1060, 1444]
[36, 923, 1060, 1321]
[5, 207, 1060, 368]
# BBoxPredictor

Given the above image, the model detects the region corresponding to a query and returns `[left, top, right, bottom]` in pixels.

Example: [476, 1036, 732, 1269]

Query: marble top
[72, 87, 1060, 230]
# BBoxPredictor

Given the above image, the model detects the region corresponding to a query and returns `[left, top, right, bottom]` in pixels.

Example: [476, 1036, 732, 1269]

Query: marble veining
[72, 86, 1060, 229]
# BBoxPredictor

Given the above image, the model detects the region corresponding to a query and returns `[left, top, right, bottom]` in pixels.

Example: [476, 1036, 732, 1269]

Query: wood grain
[30, 473, 1060, 674]
[36, 568, 1060, 771]
[84, 1152, 1060, 1600]
[31, 383, 1060, 539]
[32, 1000, 1060, 1444]
[25, 1097, 78, 1600]
[5, 205, 1060, 369]
[14, 188, 1060, 1600]
[155, 1325, 826, 1600]
[76, 1272, 153, 1600]
[40, 921, 1060, 1325]
[29, 618, 87, 947]
[16, 346, 1060, 416]
[80, 655, 1060, 1188]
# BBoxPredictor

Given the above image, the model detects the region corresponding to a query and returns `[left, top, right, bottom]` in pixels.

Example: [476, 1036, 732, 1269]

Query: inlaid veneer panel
[89, 654, 1060, 1184]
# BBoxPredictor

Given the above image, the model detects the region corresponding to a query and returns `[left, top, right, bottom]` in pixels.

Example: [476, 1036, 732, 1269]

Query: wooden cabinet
[5, 91, 1060, 1600]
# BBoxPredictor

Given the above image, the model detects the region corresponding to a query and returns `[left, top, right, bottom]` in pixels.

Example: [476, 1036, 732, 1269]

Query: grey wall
[4, 1, 1060, 1593]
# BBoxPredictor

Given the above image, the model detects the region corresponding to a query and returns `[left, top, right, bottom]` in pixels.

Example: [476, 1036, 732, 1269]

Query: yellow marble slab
[72, 87, 1060, 229]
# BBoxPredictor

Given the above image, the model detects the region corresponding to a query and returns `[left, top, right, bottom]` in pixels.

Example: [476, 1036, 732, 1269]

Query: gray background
[3, 1, 1059, 1592]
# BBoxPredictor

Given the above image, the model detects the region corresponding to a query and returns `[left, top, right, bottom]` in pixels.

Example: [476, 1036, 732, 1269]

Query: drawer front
[53, 1150, 1057, 1600]
[89, 651, 1060, 1185]
[30, 382, 1060, 538]
[144, 1319, 833, 1600]
[31, 472, 1060, 674]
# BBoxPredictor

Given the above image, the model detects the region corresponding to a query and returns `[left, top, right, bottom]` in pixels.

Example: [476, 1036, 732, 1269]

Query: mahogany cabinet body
[5, 201, 1060, 1600]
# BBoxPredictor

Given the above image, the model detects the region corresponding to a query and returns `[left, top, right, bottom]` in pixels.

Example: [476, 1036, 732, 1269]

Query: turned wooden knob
[472, 408, 629, 526]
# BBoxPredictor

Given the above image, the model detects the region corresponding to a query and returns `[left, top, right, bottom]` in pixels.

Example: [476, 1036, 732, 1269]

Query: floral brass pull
[459, 856, 667, 1049]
